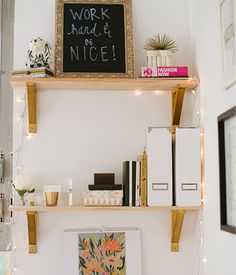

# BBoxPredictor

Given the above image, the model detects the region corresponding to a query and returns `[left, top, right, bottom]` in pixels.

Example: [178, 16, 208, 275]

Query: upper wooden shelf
[10, 205, 201, 212]
[10, 77, 198, 133]
[10, 77, 198, 91]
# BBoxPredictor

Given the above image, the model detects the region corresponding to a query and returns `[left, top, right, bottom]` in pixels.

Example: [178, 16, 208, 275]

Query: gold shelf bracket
[26, 211, 37, 254]
[26, 82, 37, 133]
[171, 210, 185, 252]
[172, 86, 187, 133]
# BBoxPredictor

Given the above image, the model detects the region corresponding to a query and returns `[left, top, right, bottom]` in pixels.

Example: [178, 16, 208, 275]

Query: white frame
[218, 0, 236, 90]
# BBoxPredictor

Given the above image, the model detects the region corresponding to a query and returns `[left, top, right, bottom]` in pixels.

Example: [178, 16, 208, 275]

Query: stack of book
[141, 66, 188, 77]
[123, 150, 147, 206]
[12, 67, 54, 78]
[83, 173, 123, 206]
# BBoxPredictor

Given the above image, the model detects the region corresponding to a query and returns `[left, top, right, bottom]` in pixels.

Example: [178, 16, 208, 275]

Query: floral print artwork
[78, 232, 126, 275]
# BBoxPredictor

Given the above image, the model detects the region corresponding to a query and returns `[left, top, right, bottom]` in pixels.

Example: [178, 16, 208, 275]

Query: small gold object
[171, 210, 185, 251]
[26, 211, 37, 254]
[45, 192, 59, 207]
[26, 82, 37, 133]
[172, 86, 186, 133]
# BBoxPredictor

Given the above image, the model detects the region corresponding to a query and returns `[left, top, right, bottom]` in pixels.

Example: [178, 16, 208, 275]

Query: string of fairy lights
[195, 75, 206, 275]
[182, 77, 207, 274]
[198, 128, 206, 275]
[9, 91, 33, 274]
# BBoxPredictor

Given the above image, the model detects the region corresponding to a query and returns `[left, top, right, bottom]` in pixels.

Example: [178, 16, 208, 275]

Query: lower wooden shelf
[9, 205, 201, 254]
[10, 205, 201, 212]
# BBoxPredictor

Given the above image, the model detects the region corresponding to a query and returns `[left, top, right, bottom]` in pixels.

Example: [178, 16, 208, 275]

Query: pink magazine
[141, 66, 188, 77]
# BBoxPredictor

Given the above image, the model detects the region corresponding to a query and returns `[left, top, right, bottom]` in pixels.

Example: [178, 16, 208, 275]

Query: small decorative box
[94, 173, 115, 185]
[83, 190, 123, 206]
[88, 184, 122, 190]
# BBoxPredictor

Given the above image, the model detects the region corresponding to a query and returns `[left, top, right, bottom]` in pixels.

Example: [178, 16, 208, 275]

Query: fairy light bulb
[135, 90, 142, 95]
[16, 93, 26, 103]
[201, 198, 206, 204]
[16, 97, 22, 103]
[17, 166, 22, 171]
[27, 133, 33, 139]
[155, 90, 164, 95]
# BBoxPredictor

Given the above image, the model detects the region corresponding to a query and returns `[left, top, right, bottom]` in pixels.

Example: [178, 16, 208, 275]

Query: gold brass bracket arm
[171, 85, 190, 250]
[26, 82, 37, 133]
[26, 211, 37, 254]
[172, 86, 187, 133]
[171, 210, 185, 251]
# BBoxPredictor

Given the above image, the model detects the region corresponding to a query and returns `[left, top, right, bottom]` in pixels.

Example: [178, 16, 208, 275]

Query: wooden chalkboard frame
[55, 0, 134, 78]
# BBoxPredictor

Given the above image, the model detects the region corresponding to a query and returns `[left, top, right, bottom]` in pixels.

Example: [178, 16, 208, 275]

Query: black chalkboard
[56, 0, 133, 78]
[62, 3, 128, 74]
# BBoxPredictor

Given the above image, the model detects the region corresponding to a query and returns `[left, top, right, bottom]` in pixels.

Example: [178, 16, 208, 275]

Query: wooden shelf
[10, 77, 198, 91]
[10, 205, 201, 212]
[10, 205, 201, 254]
[9, 76, 200, 253]
[10, 77, 198, 133]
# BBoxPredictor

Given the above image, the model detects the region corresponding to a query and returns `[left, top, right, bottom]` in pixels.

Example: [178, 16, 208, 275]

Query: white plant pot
[146, 50, 173, 67]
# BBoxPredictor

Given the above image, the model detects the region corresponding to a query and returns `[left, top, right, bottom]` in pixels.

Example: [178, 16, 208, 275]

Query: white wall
[189, 0, 236, 275]
[12, 1, 200, 275]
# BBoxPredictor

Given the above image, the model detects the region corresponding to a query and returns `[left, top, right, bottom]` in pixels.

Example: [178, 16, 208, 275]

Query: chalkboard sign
[55, 0, 134, 78]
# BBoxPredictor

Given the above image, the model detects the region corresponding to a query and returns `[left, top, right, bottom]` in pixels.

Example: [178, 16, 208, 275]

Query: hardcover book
[135, 161, 140, 206]
[12, 67, 54, 77]
[123, 161, 139, 206]
[138, 150, 148, 206]
[141, 66, 188, 77]
[123, 161, 130, 206]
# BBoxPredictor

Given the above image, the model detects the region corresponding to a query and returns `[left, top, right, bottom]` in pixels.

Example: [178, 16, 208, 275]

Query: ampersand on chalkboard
[104, 22, 112, 38]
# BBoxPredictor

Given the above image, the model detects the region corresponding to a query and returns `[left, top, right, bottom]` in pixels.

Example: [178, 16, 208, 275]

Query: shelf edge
[9, 205, 202, 212]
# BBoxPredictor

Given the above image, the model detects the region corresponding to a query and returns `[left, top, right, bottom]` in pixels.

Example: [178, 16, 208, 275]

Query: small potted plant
[143, 34, 178, 67]
[13, 176, 35, 206]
